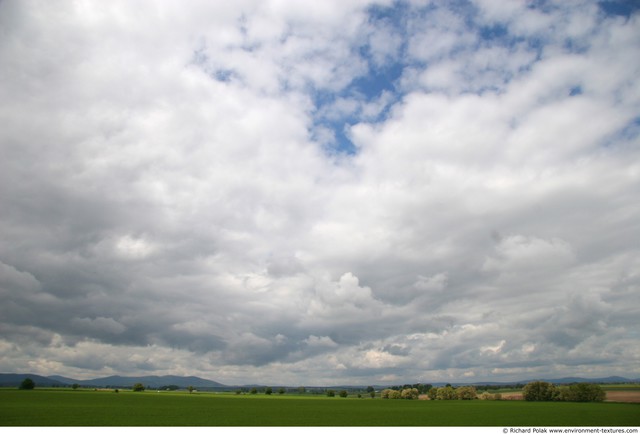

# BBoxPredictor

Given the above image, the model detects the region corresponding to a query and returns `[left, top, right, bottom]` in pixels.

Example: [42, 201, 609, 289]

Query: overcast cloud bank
[1, 0, 639, 385]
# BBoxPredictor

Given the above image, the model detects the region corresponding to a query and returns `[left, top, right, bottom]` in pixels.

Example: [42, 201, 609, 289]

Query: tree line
[380, 382, 606, 402]
[522, 381, 605, 402]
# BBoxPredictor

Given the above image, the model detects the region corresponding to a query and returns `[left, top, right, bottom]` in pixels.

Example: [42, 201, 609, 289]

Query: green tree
[370, 391, 376, 398]
[132, 383, 145, 392]
[381, 389, 402, 399]
[250, 387, 258, 394]
[278, 387, 285, 395]
[326, 389, 335, 397]
[366, 386, 374, 394]
[71, 383, 79, 390]
[522, 381, 558, 401]
[187, 385, 195, 393]
[427, 387, 438, 400]
[559, 383, 605, 402]
[456, 386, 477, 400]
[436, 386, 457, 400]
[19, 378, 35, 390]
[401, 388, 419, 400]
[265, 387, 273, 395]
[339, 390, 348, 398]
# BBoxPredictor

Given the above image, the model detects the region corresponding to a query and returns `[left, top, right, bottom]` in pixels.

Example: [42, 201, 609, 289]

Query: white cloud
[0, 1, 638, 385]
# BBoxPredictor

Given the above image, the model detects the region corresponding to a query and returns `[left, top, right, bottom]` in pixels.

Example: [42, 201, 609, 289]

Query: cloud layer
[1, 0, 639, 385]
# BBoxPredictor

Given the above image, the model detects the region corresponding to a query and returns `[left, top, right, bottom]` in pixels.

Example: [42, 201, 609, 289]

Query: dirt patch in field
[605, 391, 640, 403]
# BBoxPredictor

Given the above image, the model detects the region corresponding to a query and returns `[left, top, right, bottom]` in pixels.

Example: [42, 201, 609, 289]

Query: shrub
[522, 381, 558, 401]
[479, 392, 493, 400]
[559, 383, 605, 402]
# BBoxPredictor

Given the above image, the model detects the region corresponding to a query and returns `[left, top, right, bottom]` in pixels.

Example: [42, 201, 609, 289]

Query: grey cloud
[0, 1, 638, 384]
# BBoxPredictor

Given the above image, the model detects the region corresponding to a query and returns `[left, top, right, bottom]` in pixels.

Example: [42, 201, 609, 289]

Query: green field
[1, 389, 638, 426]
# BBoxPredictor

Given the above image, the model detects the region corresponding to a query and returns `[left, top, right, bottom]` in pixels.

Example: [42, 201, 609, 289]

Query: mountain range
[0, 373, 225, 389]
[1, 373, 638, 389]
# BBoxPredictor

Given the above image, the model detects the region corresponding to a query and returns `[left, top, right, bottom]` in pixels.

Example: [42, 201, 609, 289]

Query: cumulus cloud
[0, 0, 638, 385]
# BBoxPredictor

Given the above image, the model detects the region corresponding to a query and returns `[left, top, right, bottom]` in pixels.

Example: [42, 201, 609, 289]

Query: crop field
[602, 385, 640, 403]
[1, 389, 638, 426]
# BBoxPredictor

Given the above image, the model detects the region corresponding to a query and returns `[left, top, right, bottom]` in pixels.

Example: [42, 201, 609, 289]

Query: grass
[1, 389, 638, 426]
[602, 384, 640, 391]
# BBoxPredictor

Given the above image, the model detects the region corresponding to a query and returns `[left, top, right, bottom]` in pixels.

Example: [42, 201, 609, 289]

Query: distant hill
[1, 373, 227, 389]
[52, 375, 227, 389]
[0, 373, 66, 387]
[2, 373, 637, 389]
[48, 375, 82, 384]
[528, 376, 636, 385]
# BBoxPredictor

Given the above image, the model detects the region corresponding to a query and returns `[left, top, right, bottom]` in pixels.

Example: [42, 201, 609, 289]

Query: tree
[401, 388, 419, 400]
[559, 383, 605, 402]
[339, 390, 348, 398]
[522, 381, 558, 401]
[19, 378, 35, 390]
[71, 383, 79, 390]
[381, 388, 401, 399]
[436, 386, 457, 400]
[278, 387, 285, 395]
[366, 386, 374, 394]
[427, 387, 438, 400]
[187, 385, 195, 393]
[132, 383, 145, 392]
[250, 387, 258, 394]
[456, 386, 477, 400]
[370, 391, 376, 398]
[326, 390, 335, 397]
[381, 389, 398, 399]
[265, 387, 273, 395]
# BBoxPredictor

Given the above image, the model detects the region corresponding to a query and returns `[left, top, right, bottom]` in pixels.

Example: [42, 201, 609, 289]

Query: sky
[1, 0, 639, 386]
